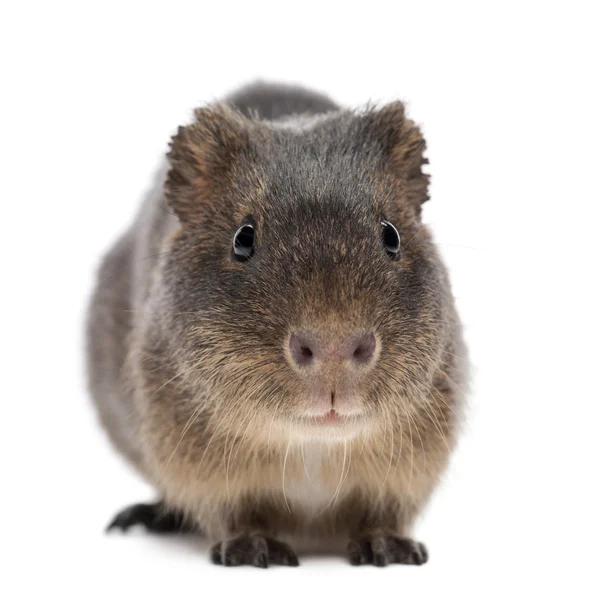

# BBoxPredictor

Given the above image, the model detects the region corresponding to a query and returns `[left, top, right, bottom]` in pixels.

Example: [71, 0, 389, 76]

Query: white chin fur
[294, 429, 361, 443]
[288, 420, 369, 444]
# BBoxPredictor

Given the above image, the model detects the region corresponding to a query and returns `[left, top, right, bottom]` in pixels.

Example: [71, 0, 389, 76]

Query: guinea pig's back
[86, 224, 145, 470]
[226, 81, 339, 120]
[86, 167, 174, 474]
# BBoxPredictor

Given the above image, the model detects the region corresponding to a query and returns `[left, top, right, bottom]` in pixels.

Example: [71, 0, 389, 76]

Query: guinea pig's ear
[363, 102, 430, 211]
[165, 104, 251, 225]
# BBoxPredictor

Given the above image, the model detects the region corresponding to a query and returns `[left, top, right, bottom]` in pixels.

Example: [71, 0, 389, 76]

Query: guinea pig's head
[160, 103, 449, 445]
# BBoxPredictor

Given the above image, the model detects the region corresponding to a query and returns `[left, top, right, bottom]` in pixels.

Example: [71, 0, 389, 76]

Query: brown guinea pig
[87, 81, 468, 568]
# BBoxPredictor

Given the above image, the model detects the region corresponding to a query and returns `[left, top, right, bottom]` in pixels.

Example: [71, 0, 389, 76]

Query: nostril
[289, 333, 316, 368]
[301, 346, 313, 358]
[351, 332, 377, 365]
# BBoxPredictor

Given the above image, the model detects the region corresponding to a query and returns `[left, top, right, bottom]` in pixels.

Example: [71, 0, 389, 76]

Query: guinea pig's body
[87, 82, 468, 567]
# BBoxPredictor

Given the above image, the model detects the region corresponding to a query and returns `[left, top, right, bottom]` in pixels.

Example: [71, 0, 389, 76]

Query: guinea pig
[87, 81, 468, 568]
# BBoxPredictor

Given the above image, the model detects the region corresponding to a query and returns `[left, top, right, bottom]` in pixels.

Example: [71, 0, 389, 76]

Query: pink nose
[288, 331, 377, 369]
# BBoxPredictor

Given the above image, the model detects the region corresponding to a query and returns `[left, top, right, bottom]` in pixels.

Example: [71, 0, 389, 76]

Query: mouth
[308, 409, 346, 425]
[298, 409, 366, 433]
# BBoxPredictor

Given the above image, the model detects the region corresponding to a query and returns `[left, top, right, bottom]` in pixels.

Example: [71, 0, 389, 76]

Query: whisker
[151, 361, 201, 397]
[422, 396, 450, 453]
[378, 400, 397, 492]
[226, 411, 259, 505]
[197, 408, 236, 475]
[223, 407, 247, 505]
[266, 402, 281, 457]
[161, 397, 211, 478]
[282, 437, 292, 514]
[316, 441, 348, 516]
[300, 445, 316, 487]
[334, 442, 353, 508]
[437, 367, 469, 398]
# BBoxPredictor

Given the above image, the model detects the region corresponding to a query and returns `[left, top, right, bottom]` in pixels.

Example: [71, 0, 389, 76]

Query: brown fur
[87, 82, 468, 566]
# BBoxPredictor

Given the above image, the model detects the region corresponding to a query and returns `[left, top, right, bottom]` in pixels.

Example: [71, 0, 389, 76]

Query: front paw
[348, 534, 428, 567]
[211, 535, 299, 568]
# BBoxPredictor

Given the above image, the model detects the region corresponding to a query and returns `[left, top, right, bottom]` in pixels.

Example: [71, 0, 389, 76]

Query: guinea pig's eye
[232, 223, 255, 261]
[381, 220, 401, 259]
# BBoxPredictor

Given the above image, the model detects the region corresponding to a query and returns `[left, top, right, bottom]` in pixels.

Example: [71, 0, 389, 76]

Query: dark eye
[232, 223, 255, 261]
[381, 220, 401, 259]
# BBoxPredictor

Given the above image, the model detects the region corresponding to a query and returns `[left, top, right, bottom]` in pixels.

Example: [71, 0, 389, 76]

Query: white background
[1, 1, 589, 598]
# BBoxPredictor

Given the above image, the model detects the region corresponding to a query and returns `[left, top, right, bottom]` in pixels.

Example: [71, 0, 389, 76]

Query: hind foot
[106, 501, 194, 534]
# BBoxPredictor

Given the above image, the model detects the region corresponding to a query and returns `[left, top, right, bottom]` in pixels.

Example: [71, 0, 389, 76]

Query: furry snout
[282, 327, 381, 427]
